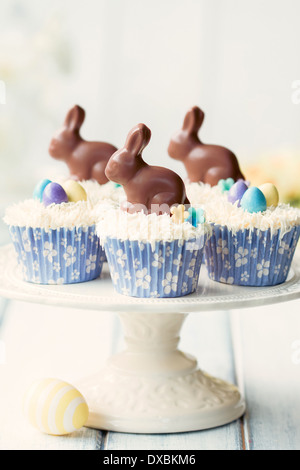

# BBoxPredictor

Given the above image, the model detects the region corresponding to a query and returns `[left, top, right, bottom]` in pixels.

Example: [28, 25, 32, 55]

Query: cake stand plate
[0, 244, 300, 434]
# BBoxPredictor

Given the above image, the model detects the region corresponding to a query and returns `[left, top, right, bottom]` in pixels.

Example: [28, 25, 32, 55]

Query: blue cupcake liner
[103, 236, 206, 298]
[9, 224, 105, 284]
[204, 224, 300, 286]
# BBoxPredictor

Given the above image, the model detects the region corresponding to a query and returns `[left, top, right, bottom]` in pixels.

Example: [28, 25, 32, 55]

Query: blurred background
[1, 0, 300, 243]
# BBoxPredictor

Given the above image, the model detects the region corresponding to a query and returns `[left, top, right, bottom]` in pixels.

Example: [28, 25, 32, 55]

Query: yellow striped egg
[23, 378, 89, 435]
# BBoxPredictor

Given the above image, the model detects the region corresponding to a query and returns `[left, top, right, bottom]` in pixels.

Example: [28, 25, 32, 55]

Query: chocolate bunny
[49, 105, 118, 184]
[105, 123, 189, 214]
[168, 106, 245, 186]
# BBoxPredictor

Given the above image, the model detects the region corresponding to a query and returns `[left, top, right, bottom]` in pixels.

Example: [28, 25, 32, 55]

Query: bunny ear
[124, 123, 151, 156]
[182, 106, 204, 135]
[64, 105, 85, 132]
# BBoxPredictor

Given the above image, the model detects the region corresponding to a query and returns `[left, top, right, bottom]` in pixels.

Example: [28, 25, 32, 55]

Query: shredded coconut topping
[79, 180, 125, 206]
[186, 182, 300, 237]
[3, 180, 124, 229]
[97, 208, 208, 249]
[3, 199, 101, 229]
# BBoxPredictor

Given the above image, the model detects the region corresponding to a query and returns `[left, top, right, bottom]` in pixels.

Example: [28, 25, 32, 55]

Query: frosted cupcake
[200, 181, 300, 286]
[98, 208, 207, 298]
[3, 179, 106, 284]
[98, 122, 208, 298]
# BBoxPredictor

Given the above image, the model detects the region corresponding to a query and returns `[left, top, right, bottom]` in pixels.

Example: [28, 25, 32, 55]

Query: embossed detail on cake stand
[79, 311, 245, 433]
[0, 244, 300, 433]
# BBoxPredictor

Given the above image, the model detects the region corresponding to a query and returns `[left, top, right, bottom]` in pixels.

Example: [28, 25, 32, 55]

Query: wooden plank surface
[231, 300, 300, 450]
[0, 301, 108, 450]
[0, 294, 299, 449]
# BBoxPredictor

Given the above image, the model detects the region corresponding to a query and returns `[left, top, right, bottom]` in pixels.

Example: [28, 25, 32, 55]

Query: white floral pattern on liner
[104, 237, 206, 298]
[9, 225, 104, 285]
[204, 224, 300, 287]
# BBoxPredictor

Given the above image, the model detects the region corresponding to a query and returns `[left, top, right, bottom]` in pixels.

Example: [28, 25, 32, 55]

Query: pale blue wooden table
[0, 219, 299, 450]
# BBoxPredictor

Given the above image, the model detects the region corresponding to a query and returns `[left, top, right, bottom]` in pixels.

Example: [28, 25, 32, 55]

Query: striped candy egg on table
[23, 378, 89, 435]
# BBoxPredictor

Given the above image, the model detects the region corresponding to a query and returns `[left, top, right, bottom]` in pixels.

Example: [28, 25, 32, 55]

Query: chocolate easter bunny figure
[168, 106, 245, 185]
[105, 123, 189, 215]
[49, 105, 118, 184]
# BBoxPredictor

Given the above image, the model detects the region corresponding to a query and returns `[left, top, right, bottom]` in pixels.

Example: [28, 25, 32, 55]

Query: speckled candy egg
[259, 183, 279, 207]
[62, 180, 87, 203]
[33, 179, 52, 202]
[240, 187, 267, 213]
[23, 378, 89, 435]
[227, 180, 249, 206]
[42, 182, 68, 206]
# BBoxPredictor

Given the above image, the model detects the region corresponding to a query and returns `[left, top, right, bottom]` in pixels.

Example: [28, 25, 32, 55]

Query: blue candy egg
[227, 180, 248, 207]
[33, 179, 52, 201]
[42, 182, 69, 206]
[240, 187, 267, 213]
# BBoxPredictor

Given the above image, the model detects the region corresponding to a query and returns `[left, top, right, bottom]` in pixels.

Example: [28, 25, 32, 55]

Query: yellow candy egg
[259, 183, 279, 207]
[62, 180, 87, 203]
[23, 378, 89, 435]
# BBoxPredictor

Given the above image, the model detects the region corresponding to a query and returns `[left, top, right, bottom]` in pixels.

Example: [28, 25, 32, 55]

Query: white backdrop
[0, 0, 300, 206]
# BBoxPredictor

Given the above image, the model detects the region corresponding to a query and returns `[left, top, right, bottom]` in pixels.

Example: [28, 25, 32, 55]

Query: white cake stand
[1, 244, 300, 434]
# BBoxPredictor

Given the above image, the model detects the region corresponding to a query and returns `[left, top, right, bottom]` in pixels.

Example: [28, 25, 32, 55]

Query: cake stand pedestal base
[78, 311, 245, 434]
[2, 245, 300, 434]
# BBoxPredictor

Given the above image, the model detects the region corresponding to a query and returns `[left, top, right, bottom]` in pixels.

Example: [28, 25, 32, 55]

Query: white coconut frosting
[186, 182, 226, 206]
[3, 178, 125, 230]
[3, 199, 103, 230]
[203, 201, 300, 236]
[186, 182, 300, 237]
[78, 180, 125, 206]
[96, 208, 208, 249]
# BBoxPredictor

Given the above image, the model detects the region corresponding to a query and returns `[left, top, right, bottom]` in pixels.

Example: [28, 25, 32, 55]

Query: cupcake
[3, 101, 127, 285]
[199, 182, 300, 286]
[98, 121, 209, 298]
[3, 179, 106, 284]
[97, 208, 207, 298]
